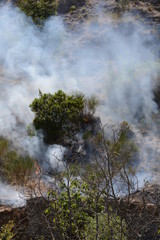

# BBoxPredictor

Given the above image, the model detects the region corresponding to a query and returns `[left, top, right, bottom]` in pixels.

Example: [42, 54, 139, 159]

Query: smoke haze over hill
[0, 2, 160, 198]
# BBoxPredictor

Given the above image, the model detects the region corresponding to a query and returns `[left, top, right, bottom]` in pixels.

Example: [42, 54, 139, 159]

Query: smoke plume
[0, 2, 160, 202]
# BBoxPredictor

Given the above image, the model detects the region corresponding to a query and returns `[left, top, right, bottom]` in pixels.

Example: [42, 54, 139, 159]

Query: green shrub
[26, 124, 36, 137]
[0, 221, 15, 240]
[0, 138, 9, 168]
[83, 131, 92, 140]
[16, 0, 58, 25]
[46, 178, 91, 239]
[30, 90, 85, 143]
[70, 5, 76, 12]
[83, 95, 99, 118]
[45, 162, 128, 240]
[85, 212, 127, 240]
[4, 151, 35, 184]
[0, 138, 35, 184]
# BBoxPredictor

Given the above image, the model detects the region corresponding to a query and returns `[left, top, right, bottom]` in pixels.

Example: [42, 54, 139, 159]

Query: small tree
[16, 0, 58, 25]
[46, 172, 91, 239]
[30, 90, 84, 144]
[44, 145, 129, 240]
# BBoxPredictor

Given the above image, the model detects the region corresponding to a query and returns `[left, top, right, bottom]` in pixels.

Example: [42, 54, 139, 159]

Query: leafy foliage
[47, 177, 91, 239]
[0, 138, 35, 184]
[0, 138, 8, 168]
[86, 213, 127, 240]
[109, 121, 136, 160]
[83, 95, 99, 117]
[69, 5, 77, 12]
[30, 90, 85, 143]
[30, 90, 99, 143]
[45, 159, 128, 240]
[16, 0, 58, 25]
[0, 221, 15, 240]
[4, 151, 35, 184]
[0, 122, 139, 239]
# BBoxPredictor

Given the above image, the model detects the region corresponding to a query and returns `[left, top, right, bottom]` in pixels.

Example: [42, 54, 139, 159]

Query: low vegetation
[0, 89, 157, 239]
[0, 138, 35, 185]
[44, 123, 136, 239]
[16, 0, 58, 25]
[0, 221, 15, 240]
[115, 0, 132, 11]
[4, 152, 34, 184]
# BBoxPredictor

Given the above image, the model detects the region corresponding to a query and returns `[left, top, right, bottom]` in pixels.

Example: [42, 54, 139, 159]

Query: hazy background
[0, 2, 160, 202]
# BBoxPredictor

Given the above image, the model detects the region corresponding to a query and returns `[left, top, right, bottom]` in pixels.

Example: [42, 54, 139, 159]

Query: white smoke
[46, 145, 66, 170]
[0, 182, 25, 207]
[0, 2, 159, 193]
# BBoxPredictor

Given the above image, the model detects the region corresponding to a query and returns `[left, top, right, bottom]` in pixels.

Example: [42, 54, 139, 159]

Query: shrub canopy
[16, 0, 58, 25]
[30, 90, 84, 143]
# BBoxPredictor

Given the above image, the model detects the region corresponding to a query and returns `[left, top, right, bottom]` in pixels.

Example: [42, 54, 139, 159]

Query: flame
[34, 161, 40, 175]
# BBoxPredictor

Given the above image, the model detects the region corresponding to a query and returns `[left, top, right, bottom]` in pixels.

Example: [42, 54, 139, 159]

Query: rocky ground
[62, 0, 160, 29]
[117, 184, 160, 239]
[0, 198, 51, 240]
